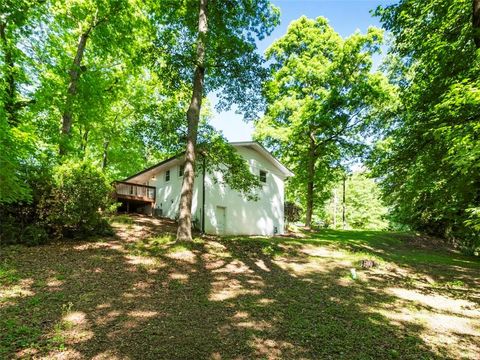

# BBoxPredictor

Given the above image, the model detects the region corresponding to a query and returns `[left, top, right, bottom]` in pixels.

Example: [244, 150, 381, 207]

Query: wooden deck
[114, 181, 156, 203]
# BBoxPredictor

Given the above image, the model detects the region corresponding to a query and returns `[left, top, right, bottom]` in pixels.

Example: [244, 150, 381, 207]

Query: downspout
[202, 155, 206, 233]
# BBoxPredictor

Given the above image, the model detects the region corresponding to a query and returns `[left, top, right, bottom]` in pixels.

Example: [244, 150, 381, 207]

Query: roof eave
[230, 141, 294, 178]
[120, 141, 294, 183]
[122, 154, 182, 182]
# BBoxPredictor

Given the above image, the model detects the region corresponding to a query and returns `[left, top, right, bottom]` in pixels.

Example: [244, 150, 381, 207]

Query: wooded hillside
[1, 0, 479, 253]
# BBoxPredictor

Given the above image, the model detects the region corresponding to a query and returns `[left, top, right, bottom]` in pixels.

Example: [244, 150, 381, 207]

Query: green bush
[38, 161, 115, 238]
[0, 215, 49, 246]
[1, 161, 115, 245]
[285, 201, 302, 224]
[22, 225, 49, 246]
[0, 215, 21, 245]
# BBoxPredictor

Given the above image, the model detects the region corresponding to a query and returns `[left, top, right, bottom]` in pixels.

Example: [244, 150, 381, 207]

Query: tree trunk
[342, 175, 347, 230]
[473, 0, 480, 48]
[0, 22, 18, 126]
[80, 128, 89, 157]
[176, 0, 208, 242]
[304, 136, 316, 229]
[102, 140, 109, 170]
[59, 28, 91, 155]
[333, 188, 337, 228]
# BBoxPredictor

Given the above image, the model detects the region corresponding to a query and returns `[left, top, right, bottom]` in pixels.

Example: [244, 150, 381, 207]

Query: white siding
[137, 144, 287, 236]
[203, 146, 285, 236]
[148, 164, 202, 225]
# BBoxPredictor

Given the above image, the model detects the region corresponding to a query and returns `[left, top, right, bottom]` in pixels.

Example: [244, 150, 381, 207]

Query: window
[165, 170, 170, 182]
[259, 170, 267, 183]
[179, 164, 184, 177]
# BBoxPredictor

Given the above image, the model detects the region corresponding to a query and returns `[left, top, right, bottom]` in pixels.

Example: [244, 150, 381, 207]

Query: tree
[325, 172, 389, 230]
[196, 126, 261, 200]
[0, 0, 47, 203]
[175, 0, 207, 242]
[153, 0, 280, 241]
[1, 0, 191, 203]
[255, 16, 392, 228]
[370, 0, 480, 251]
[41, 0, 153, 155]
[0, 0, 44, 126]
[1, 0, 195, 240]
[473, 0, 480, 48]
[27, 0, 186, 173]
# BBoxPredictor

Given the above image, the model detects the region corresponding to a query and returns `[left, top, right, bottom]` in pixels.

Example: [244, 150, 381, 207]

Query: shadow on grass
[0, 225, 477, 359]
[255, 229, 480, 271]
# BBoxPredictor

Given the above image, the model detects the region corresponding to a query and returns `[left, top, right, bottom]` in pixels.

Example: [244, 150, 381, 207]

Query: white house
[114, 141, 293, 236]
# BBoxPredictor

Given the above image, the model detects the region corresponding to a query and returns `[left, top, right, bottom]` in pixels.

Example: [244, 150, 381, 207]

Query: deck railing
[114, 181, 156, 202]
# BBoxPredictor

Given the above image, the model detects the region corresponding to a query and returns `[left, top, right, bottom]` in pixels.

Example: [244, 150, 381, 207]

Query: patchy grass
[1, 216, 479, 359]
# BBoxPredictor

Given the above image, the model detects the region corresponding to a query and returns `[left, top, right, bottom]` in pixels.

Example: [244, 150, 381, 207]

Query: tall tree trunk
[80, 128, 89, 158]
[474, 0, 480, 48]
[304, 135, 316, 229]
[342, 175, 347, 230]
[59, 28, 91, 155]
[0, 22, 18, 126]
[333, 188, 337, 228]
[176, 0, 208, 242]
[102, 140, 109, 170]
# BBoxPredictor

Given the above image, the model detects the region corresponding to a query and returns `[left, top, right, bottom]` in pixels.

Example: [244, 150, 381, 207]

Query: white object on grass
[350, 268, 357, 280]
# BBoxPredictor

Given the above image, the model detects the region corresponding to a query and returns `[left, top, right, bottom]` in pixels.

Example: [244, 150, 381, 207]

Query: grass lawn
[1, 215, 479, 359]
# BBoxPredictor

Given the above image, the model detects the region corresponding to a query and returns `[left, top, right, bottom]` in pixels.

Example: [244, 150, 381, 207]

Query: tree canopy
[154, 0, 279, 241]
[0, 0, 279, 243]
[369, 0, 480, 251]
[325, 172, 389, 230]
[255, 16, 392, 227]
[1, 0, 479, 253]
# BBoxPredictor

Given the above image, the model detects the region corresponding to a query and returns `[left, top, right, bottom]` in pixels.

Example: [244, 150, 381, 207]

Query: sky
[208, 0, 396, 142]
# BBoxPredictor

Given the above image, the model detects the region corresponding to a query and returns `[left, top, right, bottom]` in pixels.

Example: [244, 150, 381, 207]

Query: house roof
[229, 141, 294, 177]
[122, 154, 182, 183]
[121, 141, 293, 183]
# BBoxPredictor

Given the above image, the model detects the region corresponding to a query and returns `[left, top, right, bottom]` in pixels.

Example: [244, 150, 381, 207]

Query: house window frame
[165, 169, 170, 182]
[259, 170, 267, 183]
[179, 164, 184, 177]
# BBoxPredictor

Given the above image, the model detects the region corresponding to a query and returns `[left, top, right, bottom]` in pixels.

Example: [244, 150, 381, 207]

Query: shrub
[0, 215, 21, 245]
[21, 225, 49, 246]
[0, 214, 49, 246]
[38, 161, 115, 238]
[1, 161, 115, 245]
[285, 201, 302, 223]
